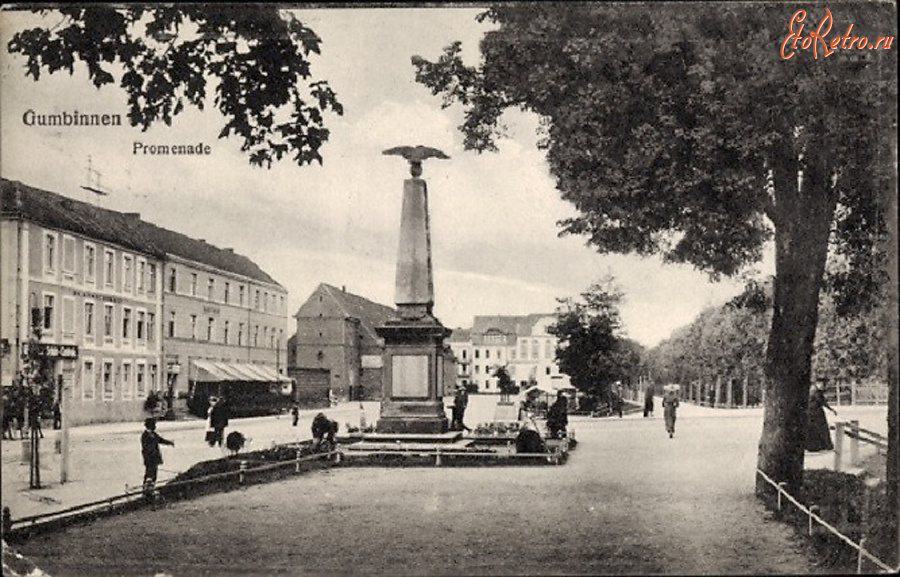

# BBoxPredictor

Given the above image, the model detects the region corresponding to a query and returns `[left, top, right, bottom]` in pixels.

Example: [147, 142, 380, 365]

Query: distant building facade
[447, 314, 570, 393]
[288, 284, 396, 405]
[1, 179, 288, 425]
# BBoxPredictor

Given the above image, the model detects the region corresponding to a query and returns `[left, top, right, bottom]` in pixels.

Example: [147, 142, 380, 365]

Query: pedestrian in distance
[451, 384, 470, 432]
[806, 379, 837, 452]
[291, 402, 300, 427]
[206, 396, 230, 449]
[141, 417, 174, 492]
[547, 390, 569, 439]
[643, 386, 654, 418]
[1, 389, 14, 440]
[662, 387, 679, 438]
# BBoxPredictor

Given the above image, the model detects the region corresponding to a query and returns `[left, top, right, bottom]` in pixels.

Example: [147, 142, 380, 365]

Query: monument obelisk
[376, 145, 451, 434]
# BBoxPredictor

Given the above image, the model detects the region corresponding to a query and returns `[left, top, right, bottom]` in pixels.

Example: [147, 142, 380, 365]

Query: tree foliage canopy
[7, 6, 343, 167]
[548, 278, 643, 400]
[414, 3, 893, 286]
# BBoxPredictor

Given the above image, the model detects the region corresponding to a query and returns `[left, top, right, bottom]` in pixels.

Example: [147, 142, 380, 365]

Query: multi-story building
[149, 222, 289, 413]
[287, 283, 457, 406]
[287, 284, 395, 404]
[448, 314, 571, 393]
[1, 178, 288, 425]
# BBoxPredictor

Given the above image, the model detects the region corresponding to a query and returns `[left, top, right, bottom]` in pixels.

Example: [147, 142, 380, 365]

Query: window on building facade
[136, 363, 146, 397]
[520, 340, 527, 358]
[545, 340, 553, 358]
[255, 290, 260, 310]
[104, 250, 114, 286]
[475, 365, 480, 374]
[84, 244, 96, 282]
[137, 260, 146, 293]
[485, 380, 490, 389]
[104, 304, 114, 341]
[208, 278, 215, 301]
[168, 311, 176, 338]
[149, 364, 158, 391]
[84, 302, 94, 338]
[44, 233, 55, 272]
[102, 361, 114, 401]
[280, 296, 284, 314]
[238, 323, 244, 346]
[532, 339, 539, 359]
[122, 362, 133, 400]
[254, 325, 259, 346]
[510, 349, 516, 360]
[207, 317, 214, 341]
[239, 285, 245, 306]
[63, 236, 75, 274]
[148, 263, 156, 293]
[137, 311, 145, 341]
[224, 320, 230, 344]
[168, 268, 177, 292]
[263, 292, 268, 312]
[82, 359, 95, 401]
[123, 307, 132, 339]
[147, 312, 156, 342]
[62, 297, 75, 338]
[191, 273, 197, 296]
[461, 349, 467, 360]
[123, 255, 133, 291]
[43, 294, 54, 331]
[224, 282, 230, 304]
[475, 350, 480, 359]
[190, 315, 197, 340]
[486, 350, 490, 359]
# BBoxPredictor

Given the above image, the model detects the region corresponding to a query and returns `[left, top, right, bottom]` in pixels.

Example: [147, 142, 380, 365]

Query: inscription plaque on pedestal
[392, 355, 429, 398]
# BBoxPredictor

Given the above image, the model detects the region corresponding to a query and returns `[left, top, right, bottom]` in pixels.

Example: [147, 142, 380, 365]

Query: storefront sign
[31, 343, 79, 359]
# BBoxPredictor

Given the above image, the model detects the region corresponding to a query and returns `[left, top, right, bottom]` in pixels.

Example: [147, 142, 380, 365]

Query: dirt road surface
[12, 402, 842, 576]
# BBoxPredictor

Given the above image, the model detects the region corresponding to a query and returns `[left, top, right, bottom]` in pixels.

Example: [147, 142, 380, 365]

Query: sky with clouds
[0, 6, 774, 347]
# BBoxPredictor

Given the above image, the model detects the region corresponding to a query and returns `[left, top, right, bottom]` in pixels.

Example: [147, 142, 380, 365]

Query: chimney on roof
[124, 212, 140, 219]
[342, 285, 346, 292]
[224, 248, 234, 253]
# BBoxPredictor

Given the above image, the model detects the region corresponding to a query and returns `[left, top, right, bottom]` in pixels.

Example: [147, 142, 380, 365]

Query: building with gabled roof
[287, 283, 397, 405]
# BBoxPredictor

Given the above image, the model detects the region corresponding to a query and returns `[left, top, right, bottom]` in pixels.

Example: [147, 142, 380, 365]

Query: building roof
[470, 314, 552, 337]
[1, 178, 282, 287]
[298, 283, 396, 345]
[447, 328, 471, 343]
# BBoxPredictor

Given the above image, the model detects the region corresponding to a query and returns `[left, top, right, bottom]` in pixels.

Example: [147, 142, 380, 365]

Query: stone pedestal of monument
[376, 320, 451, 434]
[376, 153, 450, 435]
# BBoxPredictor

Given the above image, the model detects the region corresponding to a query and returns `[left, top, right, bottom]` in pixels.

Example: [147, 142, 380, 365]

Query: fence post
[777, 482, 787, 511]
[849, 420, 859, 467]
[239, 461, 247, 484]
[834, 422, 844, 472]
[295, 449, 302, 473]
[726, 378, 733, 408]
[435, 447, 442, 467]
[857, 536, 865, 574]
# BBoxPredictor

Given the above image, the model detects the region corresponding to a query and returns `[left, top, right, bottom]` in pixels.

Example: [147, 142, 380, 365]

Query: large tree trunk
[756, 152, 838, 497]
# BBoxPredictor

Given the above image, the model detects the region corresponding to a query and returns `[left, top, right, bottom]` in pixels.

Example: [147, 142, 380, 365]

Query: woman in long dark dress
[806, 382, 837, 452]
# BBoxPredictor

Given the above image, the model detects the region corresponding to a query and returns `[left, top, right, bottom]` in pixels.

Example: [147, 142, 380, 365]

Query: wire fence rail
[756, 468, 897, 574]
[8, 449, 340, 536]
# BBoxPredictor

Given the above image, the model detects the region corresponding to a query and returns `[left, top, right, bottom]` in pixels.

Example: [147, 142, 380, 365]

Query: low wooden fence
[757, 468, 896, 574]
[831, 419, 888, 472]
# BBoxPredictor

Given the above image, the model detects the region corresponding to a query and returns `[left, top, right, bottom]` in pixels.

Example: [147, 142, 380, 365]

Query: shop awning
[192, 359, 290, 383]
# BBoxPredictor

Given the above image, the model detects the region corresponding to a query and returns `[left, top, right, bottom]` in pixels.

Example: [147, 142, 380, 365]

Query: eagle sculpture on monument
[383, 145, 450, 177]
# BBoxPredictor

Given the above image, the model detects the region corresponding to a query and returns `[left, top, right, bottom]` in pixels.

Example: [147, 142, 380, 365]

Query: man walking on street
[141, 417, 174, 494]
